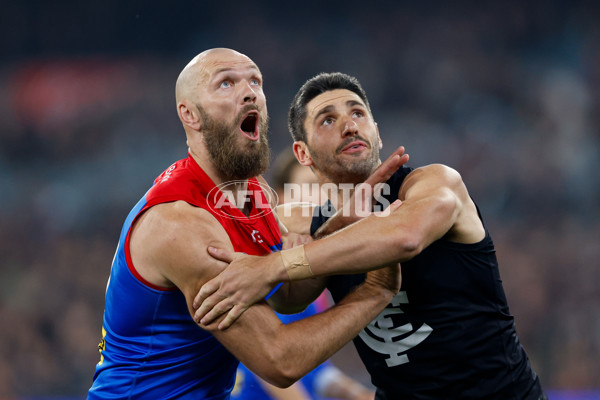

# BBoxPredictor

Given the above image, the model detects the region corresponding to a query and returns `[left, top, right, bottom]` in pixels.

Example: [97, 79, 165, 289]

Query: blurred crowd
[0, 0, 599, 397]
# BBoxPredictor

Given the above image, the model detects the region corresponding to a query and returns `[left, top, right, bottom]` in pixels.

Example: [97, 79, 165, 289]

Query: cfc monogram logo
[358, 291, 432, 367]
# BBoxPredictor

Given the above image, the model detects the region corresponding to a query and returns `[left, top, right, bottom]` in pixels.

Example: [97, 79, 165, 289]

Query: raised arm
[302, 163, 485, 275]
[130, 200, 399, 387]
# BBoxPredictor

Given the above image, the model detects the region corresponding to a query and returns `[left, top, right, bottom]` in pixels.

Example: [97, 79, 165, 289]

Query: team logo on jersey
[251, 230, 264, 243]
[358, 291, 432, 367]
[207, 180, 278, 221]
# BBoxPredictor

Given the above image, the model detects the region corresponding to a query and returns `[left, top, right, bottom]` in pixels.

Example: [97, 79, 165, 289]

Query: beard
[199, 104, 270, 182]
[307, 135, 380, 184]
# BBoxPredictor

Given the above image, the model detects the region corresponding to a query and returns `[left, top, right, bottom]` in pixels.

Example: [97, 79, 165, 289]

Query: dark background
[1, 0, 599, 396]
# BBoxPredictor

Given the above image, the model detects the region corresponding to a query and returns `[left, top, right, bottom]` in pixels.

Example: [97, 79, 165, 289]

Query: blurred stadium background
[1, 0, 599, 398]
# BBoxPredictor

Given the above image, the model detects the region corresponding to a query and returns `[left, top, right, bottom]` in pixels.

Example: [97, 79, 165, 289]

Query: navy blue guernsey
[311, 167, 544, 400]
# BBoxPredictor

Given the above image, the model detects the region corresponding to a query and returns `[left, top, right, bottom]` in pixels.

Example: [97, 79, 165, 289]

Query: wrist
[360, 280, 396, 304]
[279, 244, 314, 281]
[269, 251, 289, 284]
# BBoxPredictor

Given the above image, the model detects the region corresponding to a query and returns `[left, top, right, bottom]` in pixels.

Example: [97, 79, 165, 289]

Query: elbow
[264, 372, 298, 389]
[255, 347, 305, 388]
[392, 230, 424, 262]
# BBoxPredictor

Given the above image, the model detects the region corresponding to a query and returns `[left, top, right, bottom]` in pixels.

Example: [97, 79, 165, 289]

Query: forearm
[211, 281, 393, 387]
[267, 278, 327, 314]
[312, 212, 358, 239]
[270, 214, 405, 283]
[272, 192, 456, 281]
[271, 281, 392, 384]
[307, 215, 404, 275]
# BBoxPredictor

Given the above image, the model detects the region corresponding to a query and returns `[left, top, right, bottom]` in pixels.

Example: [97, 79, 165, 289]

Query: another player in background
[88, 51, 404, 399]
[231, 150, 375, 400]
[194, 72, 547, 400]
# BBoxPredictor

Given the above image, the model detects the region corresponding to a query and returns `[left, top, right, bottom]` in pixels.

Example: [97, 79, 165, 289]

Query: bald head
[175, 48, 257, 105]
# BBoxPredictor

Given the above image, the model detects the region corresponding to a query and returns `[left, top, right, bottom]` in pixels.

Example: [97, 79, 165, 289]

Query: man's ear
[178, 101, 202, 131]
[293, 141, 313, 167]
[375, 122, 383, 150]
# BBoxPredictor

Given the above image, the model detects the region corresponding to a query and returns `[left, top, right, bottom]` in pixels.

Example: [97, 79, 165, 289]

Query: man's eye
[250, 79, 261, 86]
[322, 117, 334, 126]
[220, 81, 232, 88]
[352, 111, 364, 118]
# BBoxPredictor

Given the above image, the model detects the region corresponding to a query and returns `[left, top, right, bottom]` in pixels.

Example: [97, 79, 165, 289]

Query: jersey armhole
[124, 212, 177, 292]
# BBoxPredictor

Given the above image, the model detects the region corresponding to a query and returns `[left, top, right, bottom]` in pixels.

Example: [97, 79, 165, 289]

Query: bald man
[88, 49, 403, 399]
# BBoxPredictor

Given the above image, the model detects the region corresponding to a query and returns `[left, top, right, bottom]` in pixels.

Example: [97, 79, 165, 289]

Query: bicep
[139, 201, 235, 315]
[394, 165, 465, 250]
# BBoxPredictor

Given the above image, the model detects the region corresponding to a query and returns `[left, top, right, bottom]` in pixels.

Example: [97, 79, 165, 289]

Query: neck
[189, 147, 251, 214]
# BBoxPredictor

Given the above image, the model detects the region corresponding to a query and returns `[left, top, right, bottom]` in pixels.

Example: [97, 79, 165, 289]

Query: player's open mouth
[240, 112, 259, 141]
[341, 140, 368, 154]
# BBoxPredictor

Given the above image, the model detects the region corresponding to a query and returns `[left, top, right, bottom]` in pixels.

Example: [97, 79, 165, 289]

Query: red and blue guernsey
[88, 154, 282, 399]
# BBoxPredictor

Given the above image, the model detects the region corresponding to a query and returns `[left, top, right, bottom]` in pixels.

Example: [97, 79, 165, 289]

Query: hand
[346, 146, 409, 220]
[193, 247, 281, 330]
[314, 147, 408, 239]
[364, 262, 402, 296]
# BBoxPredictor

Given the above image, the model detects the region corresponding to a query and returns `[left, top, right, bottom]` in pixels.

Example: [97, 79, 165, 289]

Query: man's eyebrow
[213, 64, 260, 77]
[313, 105, 335, 123]
[347, 99, 366, 108]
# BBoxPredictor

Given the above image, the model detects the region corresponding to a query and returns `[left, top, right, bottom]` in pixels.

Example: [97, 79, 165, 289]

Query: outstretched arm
[302, 163, 483, 274]
[194, 163, 485, 326]
[131, 200, 400, 387]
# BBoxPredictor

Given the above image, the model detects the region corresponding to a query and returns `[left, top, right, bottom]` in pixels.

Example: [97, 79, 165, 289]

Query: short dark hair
[288, 72, 371, 143]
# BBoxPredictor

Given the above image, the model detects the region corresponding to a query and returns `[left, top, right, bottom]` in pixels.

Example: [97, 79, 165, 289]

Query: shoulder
[407, 164, 461, 182]
[130, 201, 233, 289]
[401, 164, 465, 195]
[141, 201, 230, 244]
[405, 165, 484, 242]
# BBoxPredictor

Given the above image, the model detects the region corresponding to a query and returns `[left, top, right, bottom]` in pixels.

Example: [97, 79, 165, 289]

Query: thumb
[388, 199, 402, 212]
[374, 199, 402, 217]
[207, 246, 236, 263]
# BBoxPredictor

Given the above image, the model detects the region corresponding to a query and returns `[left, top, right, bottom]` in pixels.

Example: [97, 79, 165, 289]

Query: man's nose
[241, 81, 257, 104]
[341, 117, 359, 137]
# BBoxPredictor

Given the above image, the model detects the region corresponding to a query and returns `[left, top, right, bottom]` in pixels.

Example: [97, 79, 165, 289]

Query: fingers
[388, 146, 409, 166]
[365, 146, 409, 187]
[217, 304, 249, 330]
[374, 199, 402, 217]
[207, 246, 235, 263]
[388, 199, 403, 212]
[194, 295, 233, 325]
[193, 277, 219, 310]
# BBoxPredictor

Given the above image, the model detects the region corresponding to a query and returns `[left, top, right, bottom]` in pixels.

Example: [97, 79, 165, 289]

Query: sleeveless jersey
[311, 167, 543, 400]
[89, 154, 282, 399]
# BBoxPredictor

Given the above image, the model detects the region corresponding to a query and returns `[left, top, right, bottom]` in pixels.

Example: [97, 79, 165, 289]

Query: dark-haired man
[194, 72, 546, 399]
